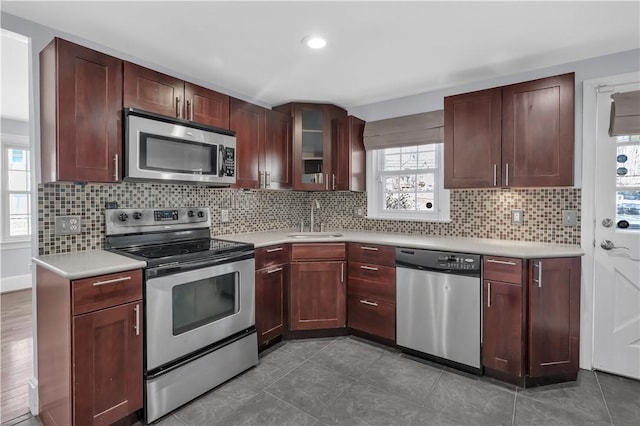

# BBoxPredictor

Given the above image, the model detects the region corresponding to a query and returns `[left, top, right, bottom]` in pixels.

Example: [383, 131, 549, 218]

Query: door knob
[600, 240, 629, 251]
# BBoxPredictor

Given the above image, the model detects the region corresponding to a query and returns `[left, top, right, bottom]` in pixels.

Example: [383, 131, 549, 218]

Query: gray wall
[2, 118, 29, 135]
[1, 246, 31, 278]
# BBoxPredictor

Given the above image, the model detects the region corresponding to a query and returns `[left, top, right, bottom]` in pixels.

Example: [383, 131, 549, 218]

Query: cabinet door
[528, 257, 580, 377]
[482, 280, 524, 376]
[184, 82, 230, 129]
[256, 264, 288, 346]
[502, 73, 574, 187]
[123, 62, 184, 118]
[444, 88, 502, 188]
[332, 116, 366, 191]
[73, 301, 142, 426]
[293, 105, 332, 191]
[41, 38, 123, 183]
[290, 261, 346, 330]
[230, 98, 265, 189]
[264, 109, 293, 189]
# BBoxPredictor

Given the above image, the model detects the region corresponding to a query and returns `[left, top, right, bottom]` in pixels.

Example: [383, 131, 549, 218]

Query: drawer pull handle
[360, 265, 379, 271]
[359, 299, 378, 307]
[360, 246, 378, 251]
[134, 304, 140, 336]
[92, 276, 131, 286]
[267, 267, 283, 274]
[487, 282, 491, 308]
[486, 259, 517, 266]
[266, 247, 284, 253]
[533, 261, 542, 288]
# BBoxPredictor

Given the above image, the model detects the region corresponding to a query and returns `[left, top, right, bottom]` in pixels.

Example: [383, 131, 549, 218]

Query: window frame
[366, 143, 451, 222]
[1, 133, 31, 243]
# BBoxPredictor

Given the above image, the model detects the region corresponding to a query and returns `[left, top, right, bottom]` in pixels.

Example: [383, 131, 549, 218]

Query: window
[615, 134, 640, 230]
[1, 135, 31, 241]
[366, 143, 450, 221]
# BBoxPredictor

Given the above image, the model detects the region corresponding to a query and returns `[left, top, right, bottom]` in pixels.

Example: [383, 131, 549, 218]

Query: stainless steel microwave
[123, 108, 236, 185]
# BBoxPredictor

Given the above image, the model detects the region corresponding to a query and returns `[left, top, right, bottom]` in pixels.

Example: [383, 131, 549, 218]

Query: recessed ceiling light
[302, 36, 327, 49]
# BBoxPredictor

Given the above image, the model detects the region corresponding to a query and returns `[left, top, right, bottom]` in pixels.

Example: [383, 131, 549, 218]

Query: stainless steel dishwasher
[396, 247, 482, 371]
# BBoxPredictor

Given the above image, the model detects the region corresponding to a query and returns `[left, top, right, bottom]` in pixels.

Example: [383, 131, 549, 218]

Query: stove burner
[141, 247, 190, 258]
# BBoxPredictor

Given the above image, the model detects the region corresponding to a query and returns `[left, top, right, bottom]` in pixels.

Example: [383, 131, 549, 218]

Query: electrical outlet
[55, 216, 81, 235]
[353, 207, 364, 217]
[511, 209, 524, 225]
[220, 209, 230, 223]
[562, 209, 578, 226]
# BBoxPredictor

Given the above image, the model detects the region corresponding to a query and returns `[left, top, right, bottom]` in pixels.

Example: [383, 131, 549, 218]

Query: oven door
[145, 257, 255, 371]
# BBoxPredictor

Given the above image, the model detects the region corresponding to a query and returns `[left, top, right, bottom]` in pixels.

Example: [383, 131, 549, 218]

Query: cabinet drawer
[483, 256, 523, 284]
[256, 244, 290, 269]
[348, 243, 395, 267]
[348, 262, 395, 284]
[348, 277, 395, 303]
[348, 294, 395, 341]
[291, 243, 346, 261]
[73, 269, 142, 315]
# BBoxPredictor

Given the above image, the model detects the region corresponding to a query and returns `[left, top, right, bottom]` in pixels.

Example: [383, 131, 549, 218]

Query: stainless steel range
[105, 207, 258, 423]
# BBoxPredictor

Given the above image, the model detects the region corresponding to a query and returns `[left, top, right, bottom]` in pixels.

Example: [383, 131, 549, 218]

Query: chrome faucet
[310, 199, 320, 232]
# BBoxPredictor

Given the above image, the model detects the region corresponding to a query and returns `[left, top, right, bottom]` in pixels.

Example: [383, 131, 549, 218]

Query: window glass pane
[416, 174, 435, 192]
[616, 145, 640, 188]
[385, 192, 416, 210]
[400, 151, 418, 170]
[383, 153, 401, 171]
[416, 192, 435, 211]
[9, 193, 30, 237]
[8, 170, 29, 191]
[8, 148, 29, 171]
[616, 191, 640, 230]
[418, 150, 436, 169]
[615, 135, 640, 144]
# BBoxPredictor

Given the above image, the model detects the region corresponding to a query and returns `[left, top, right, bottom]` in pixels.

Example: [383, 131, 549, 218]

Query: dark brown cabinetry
[444, 73, 574, 188]
[40, 38, 123, 183]
[347, 243, 396, 341]
[289, 243, 346, 330]
[255, 244, 290, 347]
[36, 267, 143, 426]
[274, 103, 348, 191]
[482, 256, 581, 386]
[230, 100, 293, 189]
[124, 62, 230, 128]
[332, 115, 366, 191]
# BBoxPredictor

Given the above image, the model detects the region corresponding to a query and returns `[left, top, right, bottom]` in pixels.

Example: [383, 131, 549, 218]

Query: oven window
[140, 132, 218, 175]
[172, 272, 238, 335]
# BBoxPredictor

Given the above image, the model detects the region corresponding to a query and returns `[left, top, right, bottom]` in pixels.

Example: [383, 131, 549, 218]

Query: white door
[592, 82, 640, 379]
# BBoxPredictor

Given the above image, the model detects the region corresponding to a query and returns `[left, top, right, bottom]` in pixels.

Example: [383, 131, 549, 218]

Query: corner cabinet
[482, 256, 580, 386]
[36, 267, 143, 426]
[273, 103, 348, 191]
[444, 73, 575, 188]
[332, 115, 366, 191]
[40, 38, 123, 183]
[289, 243, 346, 330]
[123, 62, 230, 128]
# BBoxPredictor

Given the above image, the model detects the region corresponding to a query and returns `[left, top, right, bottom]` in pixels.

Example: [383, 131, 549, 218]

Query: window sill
[365, 214, 451, 223]
[0, 240, 32, 250]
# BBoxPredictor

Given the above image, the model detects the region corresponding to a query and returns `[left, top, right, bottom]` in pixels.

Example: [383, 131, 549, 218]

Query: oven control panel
[105, 207, 211, 236]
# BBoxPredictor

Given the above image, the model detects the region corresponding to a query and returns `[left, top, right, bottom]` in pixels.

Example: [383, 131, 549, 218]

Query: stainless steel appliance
[105, 207, 257, 423]
[396, 247, 482, 372]
[123, 108, 236, 185]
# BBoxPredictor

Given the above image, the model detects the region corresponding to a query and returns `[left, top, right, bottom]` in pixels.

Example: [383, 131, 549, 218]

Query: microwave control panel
[220, 146, 235, 177]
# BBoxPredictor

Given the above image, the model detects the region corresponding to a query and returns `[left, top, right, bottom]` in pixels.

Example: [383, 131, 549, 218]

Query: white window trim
[1, 133, 31, 243]
[366, 143, 451, 222]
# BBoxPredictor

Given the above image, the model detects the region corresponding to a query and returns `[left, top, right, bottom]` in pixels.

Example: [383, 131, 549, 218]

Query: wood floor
[1, 289, 33, 424]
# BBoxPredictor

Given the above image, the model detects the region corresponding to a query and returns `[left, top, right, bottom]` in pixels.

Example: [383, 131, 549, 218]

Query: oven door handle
[147, 250, 255, 278]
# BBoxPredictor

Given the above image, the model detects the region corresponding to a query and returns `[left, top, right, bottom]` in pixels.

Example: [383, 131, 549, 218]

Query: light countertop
[33, 250, 146, 280]
[220, 230, 584, 258]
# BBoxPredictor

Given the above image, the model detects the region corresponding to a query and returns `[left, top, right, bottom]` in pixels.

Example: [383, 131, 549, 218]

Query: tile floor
[6, 336, 640, 426]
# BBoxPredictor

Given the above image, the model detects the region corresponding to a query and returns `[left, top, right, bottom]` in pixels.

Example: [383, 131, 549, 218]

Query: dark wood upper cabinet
[332, 115, 366, 191]
[444, 73, 575, 188]
[528, 257, 581, 378]
[230, 98, 265, 189]
[274, 103, 347, 191]
[502, 74, 575, 187]
[444, 88, 502, 188]
[264, 109, 293, 189]
[40, 38, 123, 183]
[124, 62, 230, 128]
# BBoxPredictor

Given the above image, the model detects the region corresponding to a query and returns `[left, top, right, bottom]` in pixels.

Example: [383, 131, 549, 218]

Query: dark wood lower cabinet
[347, 294, 395, 341]
[289, 261, 346, 330]
[73, 302, 142, 426]
[482, 280, 523, 376]
[256, 264, 288, 346]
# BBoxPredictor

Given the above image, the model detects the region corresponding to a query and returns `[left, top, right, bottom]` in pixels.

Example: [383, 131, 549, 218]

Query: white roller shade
[363, 110, 444, 150]
[609, 90, 640, 136]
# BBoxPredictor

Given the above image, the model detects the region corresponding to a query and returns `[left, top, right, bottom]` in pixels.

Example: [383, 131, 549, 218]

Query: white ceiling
[2, 1, 639, 110]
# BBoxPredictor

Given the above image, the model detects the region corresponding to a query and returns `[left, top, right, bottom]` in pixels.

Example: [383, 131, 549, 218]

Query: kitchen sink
[286, 232, 343, 238]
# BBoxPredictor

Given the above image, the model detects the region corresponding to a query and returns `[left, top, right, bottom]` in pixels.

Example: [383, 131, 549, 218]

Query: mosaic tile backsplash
[38, 183, 581, 255]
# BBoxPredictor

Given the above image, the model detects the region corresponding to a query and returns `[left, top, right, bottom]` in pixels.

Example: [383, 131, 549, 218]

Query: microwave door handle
[218, 146, 224, 177]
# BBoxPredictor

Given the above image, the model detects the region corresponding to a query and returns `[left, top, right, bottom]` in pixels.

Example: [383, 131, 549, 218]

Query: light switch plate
[353, 207, 364, 217]
[562, 209, 578, 226]
[55, 216, 81, 235]
[511, 209, 524, 225]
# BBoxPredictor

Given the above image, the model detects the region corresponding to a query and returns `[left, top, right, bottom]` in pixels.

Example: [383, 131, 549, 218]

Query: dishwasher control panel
[437, 254, 478, 271]
[396, 248, 481, 275]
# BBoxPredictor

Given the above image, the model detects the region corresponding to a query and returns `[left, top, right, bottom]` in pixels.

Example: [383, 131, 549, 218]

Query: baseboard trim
[28, 377, 38, 415]
[1, 274, 32, 293]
